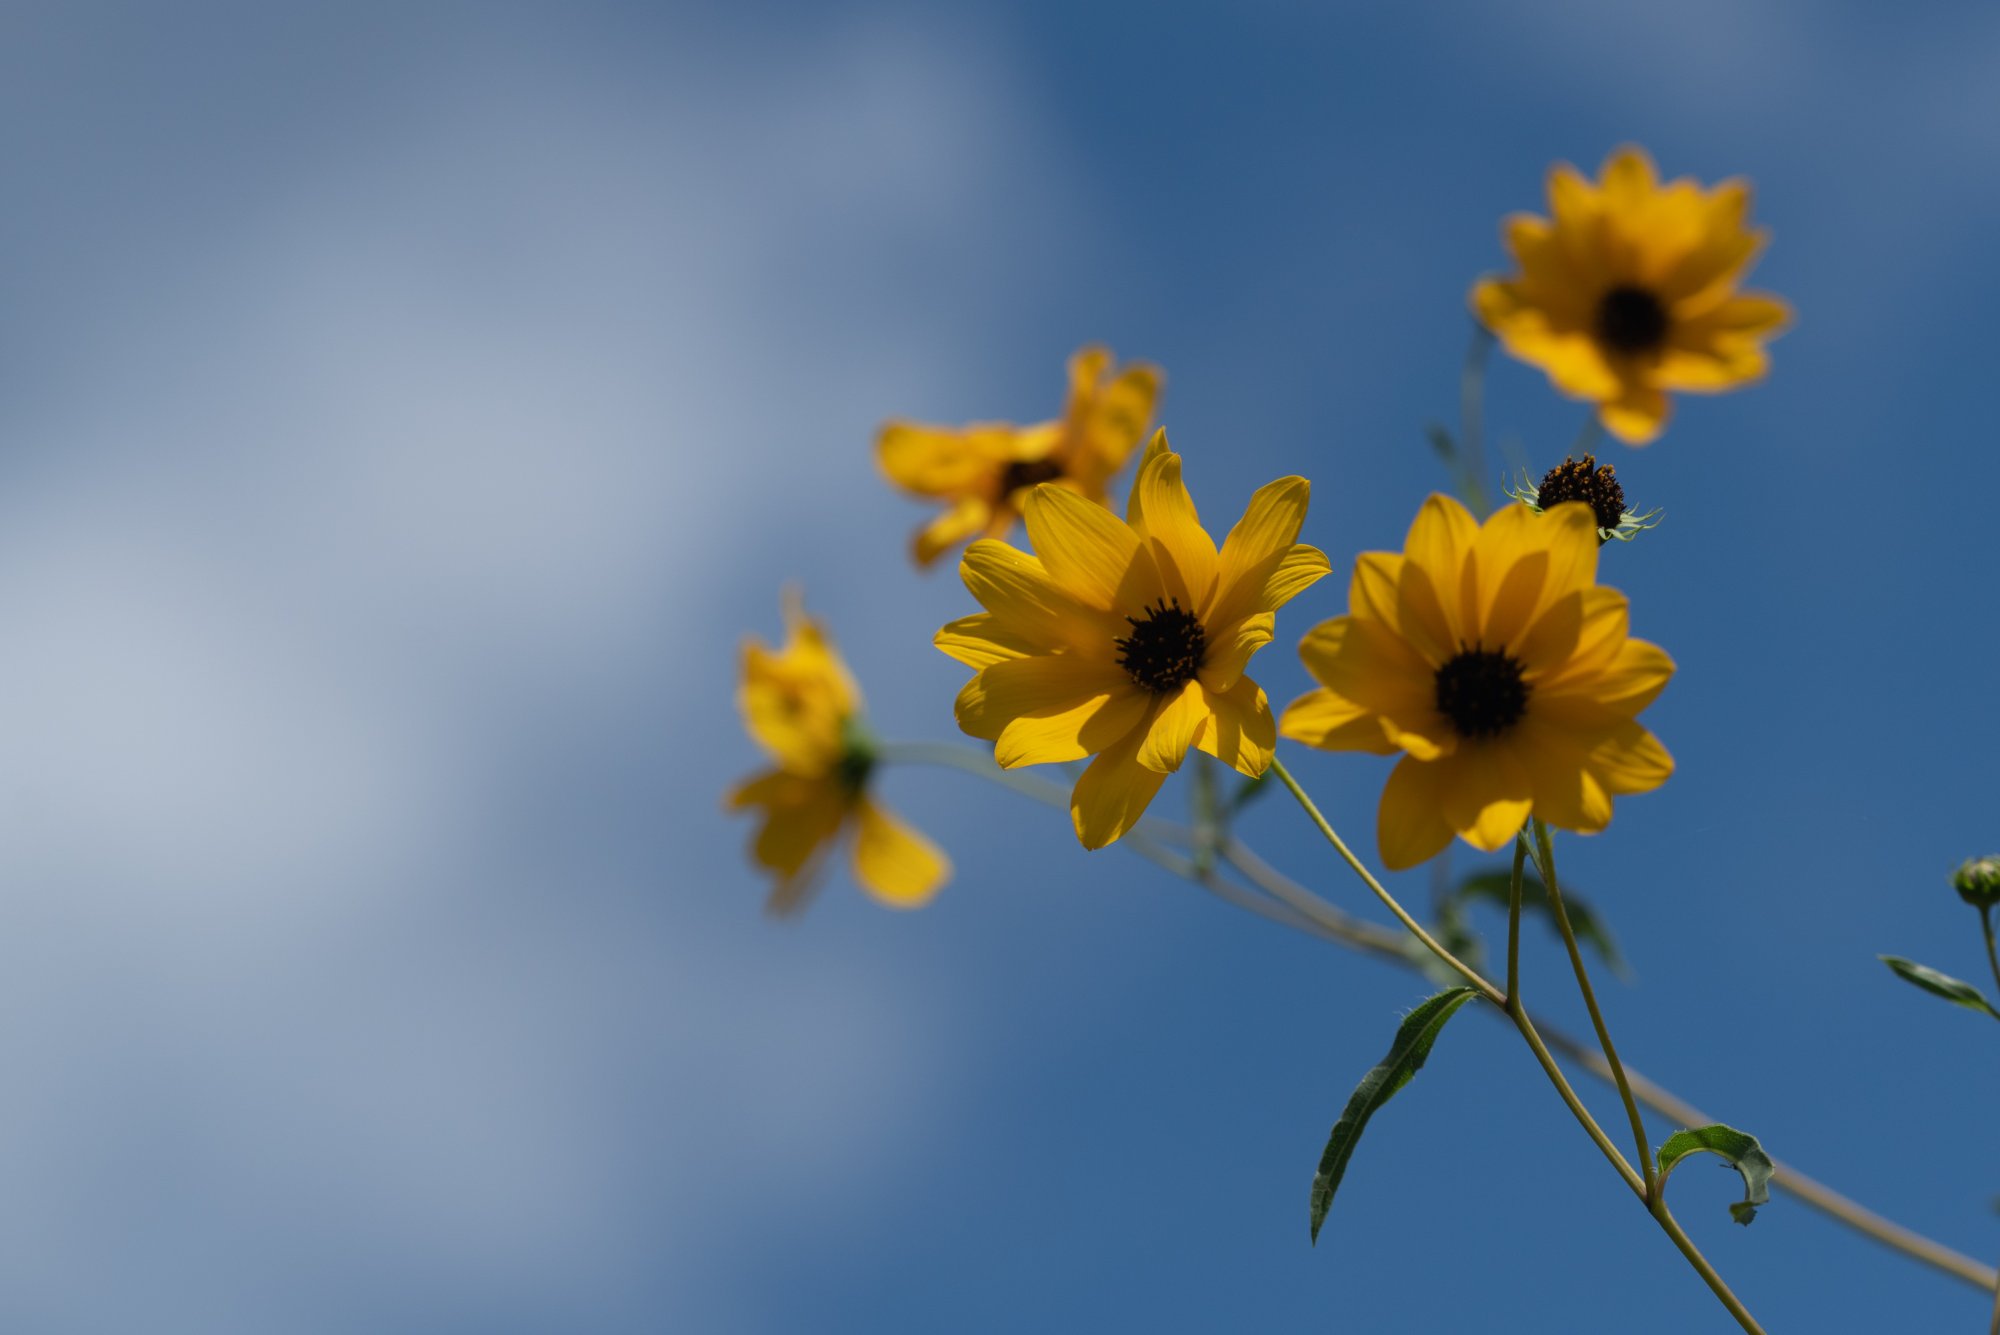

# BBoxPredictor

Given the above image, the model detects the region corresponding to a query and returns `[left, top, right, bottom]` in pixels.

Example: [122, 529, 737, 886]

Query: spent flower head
[1506, 454, 1661, 544]
[1953, 855, 2000, 911]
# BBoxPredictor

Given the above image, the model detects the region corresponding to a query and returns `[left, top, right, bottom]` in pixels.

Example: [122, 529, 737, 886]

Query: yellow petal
[1136, 680, 1211, 774]
[1258, 543, 1332, 613]
[1209, 476, 1310, 626]
[934, 612, 1039, 669]
[1195, 675, 1277, 777]
[1069, 359, 1162, 486]
[1196, 612, 1274, 694]
[1401, 495, 1477, 637]
[1598, 381, 1670, 445]
[1128, 446, 1219, 610]
[958, 539, 1119, 654]
[1512, 723, 1614, 834]
[852, 799, 951, 908]
[1589, 720, 1674, 795]
[1279, 687, 1399, 755]
[1022, 482, 1161, 613]
[1377, 755, 1455, 871]
[913, 496, 997, 567]
[995, 678, 1152, 769]
[954, 653, 1131, 751]
[1530, 587, 1628, 688]
[1599, 144, 1658, 211]
[741, 776, 849, 916]
[1298, 614, 1438, 726]
[1070, 724, 1167, 850]
[1438, 742, 1534, 852]
[876, 422, 992, 497]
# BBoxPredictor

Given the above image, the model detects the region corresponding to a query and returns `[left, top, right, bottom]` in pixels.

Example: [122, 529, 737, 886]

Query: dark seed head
[1434, 646, 1528, 740]
[1595, 284, 1669, 354]
[1536, 454, 1627, 532]
[1115, 598, 1206, 694]
[998, 457, 1065, 496]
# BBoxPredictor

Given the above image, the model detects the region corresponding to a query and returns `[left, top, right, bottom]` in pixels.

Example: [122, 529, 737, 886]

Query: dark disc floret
[1536, 454, 1627, 531]
[1595, 284, 1669, 354]
[1115, 598, 1206, 694]
[1434, 645, 1528, 740]
[998, 457, 1065, 495]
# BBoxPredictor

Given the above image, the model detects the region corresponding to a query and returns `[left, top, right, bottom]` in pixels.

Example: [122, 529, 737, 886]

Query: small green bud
[1951, 855, 2000, 909]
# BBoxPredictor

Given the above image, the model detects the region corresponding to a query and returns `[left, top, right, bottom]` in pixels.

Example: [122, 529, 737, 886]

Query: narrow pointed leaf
[1657, 1124, 1774, 1226]
[1309, 987, 1478, 1244]
[1878, 955, 2000, 1020]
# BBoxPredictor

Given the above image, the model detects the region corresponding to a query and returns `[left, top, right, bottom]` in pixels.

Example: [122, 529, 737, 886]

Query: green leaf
[1878, 955, 2000, 1020]
[1309, 987, 1479, 1244]
[1656, 1124, 1775, 1226]
[1230, 770, 1271, 812]
[1451, 869, 1629, 979]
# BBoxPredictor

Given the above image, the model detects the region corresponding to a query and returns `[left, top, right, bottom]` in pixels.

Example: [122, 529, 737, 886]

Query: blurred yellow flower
[878, 346, 1162, 566]
[939, 432, 1328, 849]
[1279, 496, 1673, 871]
[1472, 145, 1790, 445]
[728, 592, 950, 914]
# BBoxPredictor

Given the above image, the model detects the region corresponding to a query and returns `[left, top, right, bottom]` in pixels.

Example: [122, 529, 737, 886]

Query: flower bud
[1952, 855, 2000, 909]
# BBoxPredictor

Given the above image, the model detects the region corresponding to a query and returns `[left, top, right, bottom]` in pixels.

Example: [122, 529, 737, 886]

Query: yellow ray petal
[1401, 495, 1477, 634]
[876, 422, 994, 497]
[1209, 475, 1311, 626]
[958, 539, 1120, 655]
[1196, 612, 1274, 694]
[1070, 724, 1168, 850]
[852, 799, 951, 908]
[995, 678, 1153, 769]
[1278, 687, 1399, 755]
[1195, 675, 1277, 777]
[954, 654, 1131, 748]
[1512, 724, 1614, 834]
[1136, 679, 1212, 774]
[1022, 482, 1162, 613]
[1588, 720, 1674, 796]
[1128, 446, 1219, 610]
[1438, 742, 1534, 853]
[913, 496, 997, 567]
[1598, 381, 1670, 445]
[1377, 755, 1456, 871]
[933, 612, 1040, 669]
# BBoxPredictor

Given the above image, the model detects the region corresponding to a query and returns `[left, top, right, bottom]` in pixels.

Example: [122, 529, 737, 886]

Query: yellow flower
[1472, 145, 1790, 445]
[878, 346, 1162, 566]
[1279, 496, 1673, 871]
[938, 432, 1329, 849]
[728, 592, 950, 914]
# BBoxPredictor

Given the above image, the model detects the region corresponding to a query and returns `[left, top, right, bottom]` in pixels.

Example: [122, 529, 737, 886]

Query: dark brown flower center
[1434, 646, 1528, 739]
[1595, 284, 1669, 354]
[1536, 453, 1627, 531]
[1115, 598, 1206, 693]
[998, 457, 1065, 496]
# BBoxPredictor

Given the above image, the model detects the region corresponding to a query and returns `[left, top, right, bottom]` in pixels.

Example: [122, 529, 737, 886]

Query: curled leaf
[1657, 1124, 1774, 1226]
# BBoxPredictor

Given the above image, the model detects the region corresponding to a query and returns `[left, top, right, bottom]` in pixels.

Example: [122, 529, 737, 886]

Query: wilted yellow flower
[1472, 145, 1790, 445]
[938, 432, 1329, 849]
[1280, 496, 1673, 871]
[878, 346, 1162, 566]
[728, 592, 950, 914]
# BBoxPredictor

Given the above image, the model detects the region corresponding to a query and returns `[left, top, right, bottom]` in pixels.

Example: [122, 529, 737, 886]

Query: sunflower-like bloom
[879, 346, 1162, 566]
[728, 593, 950, 914]
[938, 432, 1329, 849]
[1472, 145, 1790, 445]
[1279, 496, 1673, 871]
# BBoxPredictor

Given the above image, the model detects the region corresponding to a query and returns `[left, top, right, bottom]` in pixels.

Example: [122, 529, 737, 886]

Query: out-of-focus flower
[878, 346, 1162, 566]
[728, 592, 949, 914]
[1505, 454, 1661, 544]
[1472, 146, 1790, 445]
[1280, 495, 1673, 870]
[1953, 855, 2000, 910]
[938, 432, 1328, 849]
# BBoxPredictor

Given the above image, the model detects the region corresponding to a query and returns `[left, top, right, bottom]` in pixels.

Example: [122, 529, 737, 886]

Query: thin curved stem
[1650, 1197, 1766, 1334]
[1981, 906, 2000, 1006]
[1267, 758, 1502, 1005]
[1506, 834, 1525, 1007]
[1533, 818, 1656, 1201]
[880, 740, 2000, 1296]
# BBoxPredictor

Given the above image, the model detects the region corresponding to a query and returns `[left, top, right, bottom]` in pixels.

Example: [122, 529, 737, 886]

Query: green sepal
[1656, 1124, 1775, 1226]
[1878, 955, 2000, 1019]
[1309, 987, 1479, 1244]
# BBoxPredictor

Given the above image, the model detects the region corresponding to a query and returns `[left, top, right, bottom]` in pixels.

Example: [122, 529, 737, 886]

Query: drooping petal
[1196, 675, 1277, 777]
[1438, 742, 1534, 853]
[852, 799, 951, 908]
[1278, 687, 1399, 755]
[1257, 543, 1332, 613]
[1377, 755, 1456, 872]
[1022, 482, 1163, 613]
[1070, 723, 1168, 850]
[744, 776, 850, 915]
[1136, 679, 1212, 774]
[1587, 719, 1675, 796]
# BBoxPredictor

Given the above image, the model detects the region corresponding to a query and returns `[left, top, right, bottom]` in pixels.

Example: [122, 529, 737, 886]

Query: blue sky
[1, 1, 1997, 1330]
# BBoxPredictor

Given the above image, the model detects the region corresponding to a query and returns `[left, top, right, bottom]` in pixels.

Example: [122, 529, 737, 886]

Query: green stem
[1459, 324, 1495, 515]
[1535, 817, 1657, 1200]
[1981, 906, 2000, 1005]
[1268, 758, 1501, 1005]
[1570, 411, 1605, 459]
[1651, 1197, 1767, 1334]
[1506, 834, 1526, 1008]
